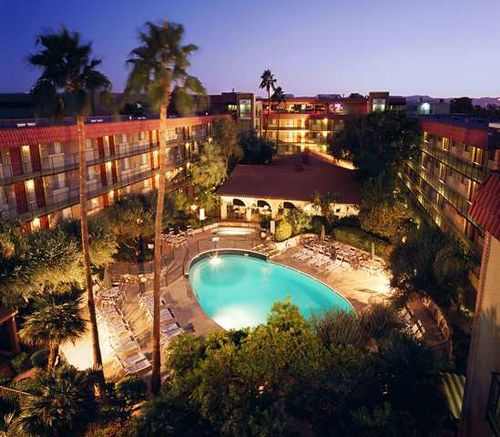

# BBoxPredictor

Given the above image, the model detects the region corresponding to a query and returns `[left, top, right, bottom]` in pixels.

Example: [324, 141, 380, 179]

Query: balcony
[420, 141, 488, 183]
[0, 142, 161, 185]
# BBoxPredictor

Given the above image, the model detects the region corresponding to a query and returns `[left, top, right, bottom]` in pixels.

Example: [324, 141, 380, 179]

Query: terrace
[61, 223, 450, 378]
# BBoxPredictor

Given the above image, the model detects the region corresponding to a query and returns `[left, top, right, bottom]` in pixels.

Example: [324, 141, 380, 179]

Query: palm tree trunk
[151, 103, 167, 394]
[264, 90, 271, 140]
[77, 115, 106, 395]
[47, 342, 59, 370]
[276, 104, 280, 151]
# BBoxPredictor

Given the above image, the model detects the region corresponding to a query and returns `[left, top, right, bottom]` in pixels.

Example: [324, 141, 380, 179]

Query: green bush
[115, 375, 147, 406]
[31, 348, 49, 369]
[10, 352, 30, 374]
[332, 226, 392, 259]
[0, 375, 11, 386]
[11, 377, 40, 394]
[275, 220, 292, 242]
[310, 215, 326, 234]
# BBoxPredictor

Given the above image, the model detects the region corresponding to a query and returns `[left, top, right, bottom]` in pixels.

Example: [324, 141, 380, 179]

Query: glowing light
[209, 256, 222, 267]
[32, 217, 40, 230]
[25, 179, 35, 191]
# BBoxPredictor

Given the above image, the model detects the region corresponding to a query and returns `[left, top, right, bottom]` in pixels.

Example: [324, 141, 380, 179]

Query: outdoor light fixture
[209, 255, 222, 267]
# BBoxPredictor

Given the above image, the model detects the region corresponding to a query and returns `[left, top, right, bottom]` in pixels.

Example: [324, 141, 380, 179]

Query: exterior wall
[220, 195, 358, 221]
[0, 115, 228, 230]
[400, 121, 498, 255]
[258, 96, 367, 156]
[460, 233, 500, 436]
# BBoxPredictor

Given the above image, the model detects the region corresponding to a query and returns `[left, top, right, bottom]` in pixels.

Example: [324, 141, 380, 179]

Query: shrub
[332, 226, 392, 259]
[10, 352, 30, 374]
[285, 208, 311, 235]
[310, 215, 326, 234]
[30, 348, 49, 369]
[275, 220, 292, 242]
[115, 375, 147, 406]
[11, 377, 40, 394]
[0, 375, 11, 386]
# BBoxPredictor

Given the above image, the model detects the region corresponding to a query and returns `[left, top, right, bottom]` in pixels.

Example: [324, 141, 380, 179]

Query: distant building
[257, 91, 405, 156]
[460, 173, 500, 437]
[0, 93, 35, 119]
[256, 94, 368, 155]
[208, 92, 256, 132]
[406, 98, 450, 117]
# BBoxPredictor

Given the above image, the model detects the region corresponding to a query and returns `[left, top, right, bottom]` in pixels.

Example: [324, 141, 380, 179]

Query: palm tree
[11, 365, 98, 437]
[259, 69, 276, 139]
[29, 27, 110, 392]
[19, 287, 86, 370]
[271, 86, 286, 149]
[126, 20, 206, 394]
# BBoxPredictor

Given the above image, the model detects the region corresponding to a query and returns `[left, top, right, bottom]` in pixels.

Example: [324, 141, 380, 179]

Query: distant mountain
[405, 95, 500, 107]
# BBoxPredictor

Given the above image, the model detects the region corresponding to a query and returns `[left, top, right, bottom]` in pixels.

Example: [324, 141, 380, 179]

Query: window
[238, 99, 252, 119]
[442, 138, 450, 151]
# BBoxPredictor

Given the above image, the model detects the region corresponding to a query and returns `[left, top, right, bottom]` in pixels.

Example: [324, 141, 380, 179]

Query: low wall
[186, 248, 268, 276]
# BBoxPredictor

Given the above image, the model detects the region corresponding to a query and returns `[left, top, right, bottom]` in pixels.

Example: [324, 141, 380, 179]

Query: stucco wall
[461, 234, 500, 436]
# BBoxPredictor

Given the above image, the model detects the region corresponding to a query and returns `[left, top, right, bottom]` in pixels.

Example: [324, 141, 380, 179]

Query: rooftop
[217, 152, 360, 204]
[469, 173, 500, 240]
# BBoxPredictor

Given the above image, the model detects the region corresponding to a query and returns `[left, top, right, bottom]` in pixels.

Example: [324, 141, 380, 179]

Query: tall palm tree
[29, 26, 111, 392]
[19, 287, 86, 370]
[259, 69, 276, 139]
[271, 86, 286, 149]
[126, 20, 206, 394]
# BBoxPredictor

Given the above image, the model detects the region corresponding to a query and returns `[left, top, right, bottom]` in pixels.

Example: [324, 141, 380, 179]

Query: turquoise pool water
[189, 253, 353, 330]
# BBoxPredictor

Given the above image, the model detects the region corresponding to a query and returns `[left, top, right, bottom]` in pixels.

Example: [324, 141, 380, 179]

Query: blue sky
[1, 0, 499, 97]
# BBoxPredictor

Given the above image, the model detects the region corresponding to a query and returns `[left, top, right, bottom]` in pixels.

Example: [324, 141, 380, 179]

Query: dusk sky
[1, 0, 499, 97]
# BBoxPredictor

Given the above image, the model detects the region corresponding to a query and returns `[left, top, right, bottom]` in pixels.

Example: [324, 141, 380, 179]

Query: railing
[0, 142, 163, 185]
[1, 167, 159, 221]
[420, 141, 488, 183]
[0, 114, 159, 130]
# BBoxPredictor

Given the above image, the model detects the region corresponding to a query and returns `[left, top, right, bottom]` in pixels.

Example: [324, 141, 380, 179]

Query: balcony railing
[420, 141, 488, 183]
[0, 164, 193, 223]
[0, 142, 162, 185]
[0, 114, 158, 130]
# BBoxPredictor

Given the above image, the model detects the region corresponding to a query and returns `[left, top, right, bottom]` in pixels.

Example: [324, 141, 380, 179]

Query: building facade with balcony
[257, 92, 405, 156]
[0, 114, 229, 231]
[400, 118, 500, 256]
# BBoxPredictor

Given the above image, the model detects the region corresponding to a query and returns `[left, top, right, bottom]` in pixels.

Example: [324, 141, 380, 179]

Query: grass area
[331, 226, 392, 259]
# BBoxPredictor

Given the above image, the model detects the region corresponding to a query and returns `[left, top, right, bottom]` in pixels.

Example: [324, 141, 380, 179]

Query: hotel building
[401, 118, 500, 257]
[0, 113, 230, 231]
[257, 92, 405, 155]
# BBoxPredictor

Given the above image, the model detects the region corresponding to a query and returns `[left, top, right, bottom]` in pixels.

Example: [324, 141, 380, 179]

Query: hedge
[331, 226, 392, 259]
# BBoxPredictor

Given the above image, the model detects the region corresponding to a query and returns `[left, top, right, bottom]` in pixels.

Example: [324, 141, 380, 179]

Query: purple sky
[1, 0, 499, 97]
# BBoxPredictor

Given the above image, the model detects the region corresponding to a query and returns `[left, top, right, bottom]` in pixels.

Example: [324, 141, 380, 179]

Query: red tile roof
[0, 115, 229, 149]
[218, 152, 360, 204]
[469, 173, 500, 240]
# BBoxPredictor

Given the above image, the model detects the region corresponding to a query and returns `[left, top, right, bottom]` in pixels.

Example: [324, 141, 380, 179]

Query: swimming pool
[189, 251, 353, 330]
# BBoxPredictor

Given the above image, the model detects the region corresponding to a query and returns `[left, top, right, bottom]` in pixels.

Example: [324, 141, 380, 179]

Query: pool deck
[63, 228, 393, 379]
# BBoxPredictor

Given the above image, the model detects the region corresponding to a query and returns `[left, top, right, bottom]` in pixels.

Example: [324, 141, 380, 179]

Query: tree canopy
[212, 118, 243, 172]
[125, 21, 205, 111]
[134, 301, 447, 436]
[329, 111, 421, 183]
[29, 26, 111, 116]
[238, 130, 275, 165]
[389, 224, 471, 307]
